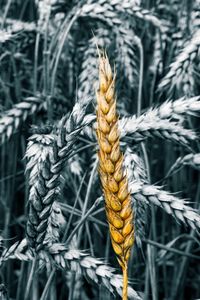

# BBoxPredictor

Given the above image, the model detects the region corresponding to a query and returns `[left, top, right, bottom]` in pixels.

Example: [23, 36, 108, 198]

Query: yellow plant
[96, 52, 134, 300]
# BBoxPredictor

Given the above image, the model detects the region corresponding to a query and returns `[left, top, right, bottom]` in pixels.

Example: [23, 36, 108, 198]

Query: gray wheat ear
[43, 201, 66, 246]
[0, 239, 142, 300]
[0, 96, 42, 145]
[148, 96, 200, 120]
[130, 181, 200, 230]
[26, 100, 92, 251]
[166, 153, 200, 177]
[78, 29, 111, 102]
[158, 30, 200, 96]
[25, 130, 58, 251]
[120, 113, 197, 147]
[124, 148, 148, 247]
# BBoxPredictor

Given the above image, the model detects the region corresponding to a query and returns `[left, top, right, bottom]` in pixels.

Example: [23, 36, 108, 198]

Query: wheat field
[0, 0, 200, 299]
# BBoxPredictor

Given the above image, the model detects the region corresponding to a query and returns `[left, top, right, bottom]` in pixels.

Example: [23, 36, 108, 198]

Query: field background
[0, 0, 200, 299]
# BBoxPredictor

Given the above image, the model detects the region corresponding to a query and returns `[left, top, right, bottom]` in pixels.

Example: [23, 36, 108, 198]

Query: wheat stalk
[96, 52, 134, 300]
[0, 239, 142, 300]
[130, 181, 200, 230]
[0, 96, 42, 144]
[175, 153, 200, 170]
[53, 0, 163, 33]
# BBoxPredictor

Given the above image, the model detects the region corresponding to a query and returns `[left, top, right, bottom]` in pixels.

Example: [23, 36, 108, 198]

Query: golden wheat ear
[96, 51, 134, 300]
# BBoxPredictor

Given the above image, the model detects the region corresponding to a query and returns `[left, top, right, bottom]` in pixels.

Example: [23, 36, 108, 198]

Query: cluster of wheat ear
[2, 0, 200, 299]
[96, 52, 134, 300]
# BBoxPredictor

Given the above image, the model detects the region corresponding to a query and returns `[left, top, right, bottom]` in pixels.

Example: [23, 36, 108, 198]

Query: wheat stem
[122, 263, 128, 300]
[50, 9, 80, 96]
[24, 257, 37, 300]
[144, 238, 200, 261]
[136, 36, 144, 117]
[40, 269, 55, 300]
[66, 197, 103, 245]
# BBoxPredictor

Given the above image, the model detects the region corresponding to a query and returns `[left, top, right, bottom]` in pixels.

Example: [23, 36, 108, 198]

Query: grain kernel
[106, 82, 115, 102]
[111, 240, 123, 255]
[107, 123, 118, 143]
[110, 141, 120, 162]
[113, 168, 123, 182]
[110, 226, 124, 244]
[108, 210, 124, 228]
[124, 234, 134, 249]
[104, 160, 115, 173]
[118, 185, 129, 202]
[99, 116, 110, 133]
[110, 196, 122, 211]
[122, 222, 133, 237]
[98, 93, 109, 114]
[100, 139, 111, 153]
[120, 205, 132, 219]
[125, 248, 131, 261]
[99, 69, 108, 92]
[108, 177, 119, 193]
[105, 102, 116, 123]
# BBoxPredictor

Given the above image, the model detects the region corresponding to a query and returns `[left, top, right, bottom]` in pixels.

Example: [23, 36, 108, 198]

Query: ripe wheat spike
[96, 52, 134, 300]
[130, 181, 200, 230]
[0, 96, 42, 144]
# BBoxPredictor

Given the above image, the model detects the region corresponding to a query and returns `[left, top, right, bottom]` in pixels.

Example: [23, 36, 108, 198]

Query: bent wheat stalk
[96, 52, 134, 300]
